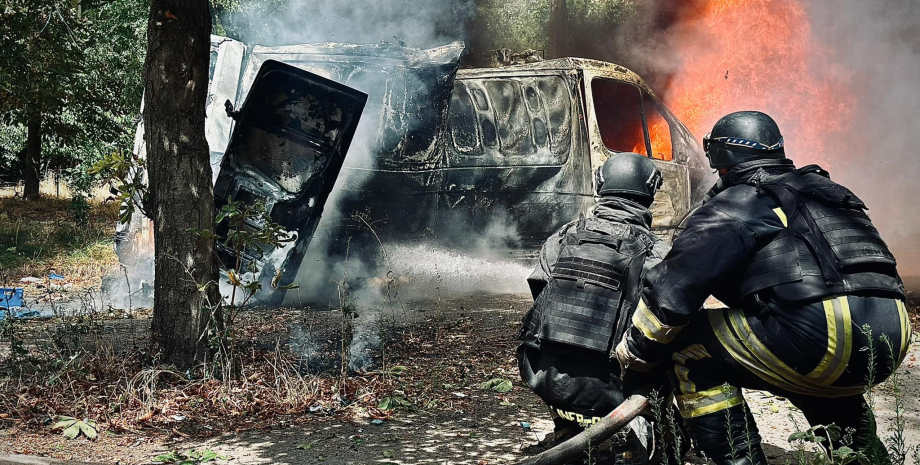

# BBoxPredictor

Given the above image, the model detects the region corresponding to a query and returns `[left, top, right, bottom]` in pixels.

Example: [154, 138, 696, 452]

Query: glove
[615, 336, 655, 374]
[615, 336, 664, 397]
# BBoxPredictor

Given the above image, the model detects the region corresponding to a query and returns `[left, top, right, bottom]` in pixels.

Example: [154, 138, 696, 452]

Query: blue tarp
[1, 288, 23, 308]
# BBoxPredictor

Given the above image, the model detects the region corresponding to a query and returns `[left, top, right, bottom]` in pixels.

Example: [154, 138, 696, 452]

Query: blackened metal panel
[438, 71, 595, 253]
[213, 60, 368, 296]
[237, 43, 465, 250]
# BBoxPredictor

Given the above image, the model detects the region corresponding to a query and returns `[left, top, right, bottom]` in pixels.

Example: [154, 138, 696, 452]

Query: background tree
[142, 0, 221, 369]
[0, 1, 88, 199]
[547, 0, 568, 58]
[0, 0, 147, 198]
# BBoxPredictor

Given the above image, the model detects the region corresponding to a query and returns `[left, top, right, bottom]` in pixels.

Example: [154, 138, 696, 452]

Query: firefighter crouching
[616, 111, 912, 465]
[517, 152, 677, 464]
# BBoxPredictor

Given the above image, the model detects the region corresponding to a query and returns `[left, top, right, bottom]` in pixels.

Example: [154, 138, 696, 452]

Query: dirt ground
[1, 294, 918, 465]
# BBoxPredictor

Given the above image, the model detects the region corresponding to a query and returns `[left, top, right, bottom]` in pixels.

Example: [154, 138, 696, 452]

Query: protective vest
[740, 165, 904, 304]
[521, 216, 655, 355]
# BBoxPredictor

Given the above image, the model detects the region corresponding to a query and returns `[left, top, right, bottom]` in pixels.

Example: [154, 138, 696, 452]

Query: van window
[447, 76, 572, 167]
[448, 82, 480, 154]
[591, 78, 647, 154]
[643, 97, 673, 161]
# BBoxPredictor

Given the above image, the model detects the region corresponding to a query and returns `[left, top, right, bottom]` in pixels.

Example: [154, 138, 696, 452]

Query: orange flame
[658, 0, 853, 166]
[134, 218, 155, 255]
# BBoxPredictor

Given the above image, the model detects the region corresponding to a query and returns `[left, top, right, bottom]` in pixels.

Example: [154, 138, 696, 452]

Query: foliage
[153, 450, 227, 464]
[89, 148, 149, 222]
[50, 415, 98, 440]
[788, 424, 868, 465]
[478, 378, 512, 393]
[377, 396, 413, 411]
[196, 199, 295, 377]
[0, 0, 147, 194]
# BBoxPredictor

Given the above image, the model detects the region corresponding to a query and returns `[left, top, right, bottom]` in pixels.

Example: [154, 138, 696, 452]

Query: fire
[657, 0, 853, 166]
[645, 115, 673, 161]
[134, 218, 155, 254]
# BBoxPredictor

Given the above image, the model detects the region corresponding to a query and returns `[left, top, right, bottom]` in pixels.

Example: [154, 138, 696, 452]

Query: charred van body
[118, 36, 713, 305]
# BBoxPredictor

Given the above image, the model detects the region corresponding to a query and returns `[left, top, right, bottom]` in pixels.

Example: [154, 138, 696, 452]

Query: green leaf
[153, 451, 182, 463]
[788, 431, 815, 443]
[824, 424, 842, 441]
[78, 420, 98, 440]
[377, 397, 392, 410]
[479, 378, 513, 393]
[51, 416, 78, 430]
[387, 366, 408, 376]
[382, 449, 395, 458]
[62, 422, 81, 439]
[196, 450, 225, 462]
[296, 442, 316, 450]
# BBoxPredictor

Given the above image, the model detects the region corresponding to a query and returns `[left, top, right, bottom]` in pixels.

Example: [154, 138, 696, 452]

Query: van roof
[457, 57, 650, 89]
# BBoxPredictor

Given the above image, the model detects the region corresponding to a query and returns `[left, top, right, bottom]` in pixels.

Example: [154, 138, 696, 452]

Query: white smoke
[806, 0, 920, 277]
[220, 0, 473, 49]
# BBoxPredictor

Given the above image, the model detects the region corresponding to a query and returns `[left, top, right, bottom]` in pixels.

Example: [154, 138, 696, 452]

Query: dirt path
[2, 294, 918, 464]
[171, 296, 920, 465]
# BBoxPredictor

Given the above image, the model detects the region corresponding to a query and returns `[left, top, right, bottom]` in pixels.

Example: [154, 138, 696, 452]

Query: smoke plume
[220, 0, 473, 48]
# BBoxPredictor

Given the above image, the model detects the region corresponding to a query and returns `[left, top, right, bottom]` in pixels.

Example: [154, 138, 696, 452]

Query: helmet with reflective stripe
[595, 152, 663, 205]
[703, 111, 786, 170]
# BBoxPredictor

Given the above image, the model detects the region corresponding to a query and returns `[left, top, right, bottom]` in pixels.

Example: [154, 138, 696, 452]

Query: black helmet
[595, 152, 663, 204]
[703, 111, 785, 170]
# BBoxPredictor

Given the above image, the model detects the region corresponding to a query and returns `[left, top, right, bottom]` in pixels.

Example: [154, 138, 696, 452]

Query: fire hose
[512, 391, 649, 465]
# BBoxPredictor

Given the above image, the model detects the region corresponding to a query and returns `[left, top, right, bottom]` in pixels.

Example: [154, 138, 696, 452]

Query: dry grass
[0, 178, 113, 201]
[0, 196, 120, 291]
[0, 309, 404, 440]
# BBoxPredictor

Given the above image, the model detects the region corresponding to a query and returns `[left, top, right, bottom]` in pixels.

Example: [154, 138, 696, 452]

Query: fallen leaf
[164, 10, 178, 20]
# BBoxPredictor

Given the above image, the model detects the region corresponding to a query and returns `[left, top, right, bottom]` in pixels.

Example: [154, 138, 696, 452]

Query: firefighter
[615, 111, 912, 465]
[517, 152, 671, 464]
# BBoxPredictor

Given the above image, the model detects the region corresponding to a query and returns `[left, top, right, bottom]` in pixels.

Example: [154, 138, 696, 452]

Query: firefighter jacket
[517, 197, 669, 423]
[627, 159, 905, 365]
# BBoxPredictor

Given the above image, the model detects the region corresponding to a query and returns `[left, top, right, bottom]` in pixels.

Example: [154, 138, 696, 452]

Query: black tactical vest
[740, 165, 904, 304]
[521, 216, 655, 355]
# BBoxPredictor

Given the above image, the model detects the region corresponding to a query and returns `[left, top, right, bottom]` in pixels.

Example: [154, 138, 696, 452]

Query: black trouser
[667, 295, 911, 463]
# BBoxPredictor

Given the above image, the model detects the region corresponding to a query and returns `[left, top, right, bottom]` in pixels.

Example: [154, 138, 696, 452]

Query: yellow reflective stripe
[772, 207, 788, 227]
[728, 310, 811, 387]
[808, 299, 838, 378]
[827, 297, 853, 383]
[710, 308, 865, 398]
[672, 344, 711, 365]
[897, 300, 912, 366]
[675, 365, 695, 393]
[808, 296, 852, 384]
[632, 300, 683, 344]
[672, 344, 712, 394]
[710, 310, 805, 393]
[676, 385, 743, 418]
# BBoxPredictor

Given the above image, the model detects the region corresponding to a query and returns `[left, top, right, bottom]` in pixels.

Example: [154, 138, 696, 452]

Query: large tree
[143, 0, 220, 369]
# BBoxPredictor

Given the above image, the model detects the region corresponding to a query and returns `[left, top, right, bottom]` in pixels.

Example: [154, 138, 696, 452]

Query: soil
[1, 293, 918, 465]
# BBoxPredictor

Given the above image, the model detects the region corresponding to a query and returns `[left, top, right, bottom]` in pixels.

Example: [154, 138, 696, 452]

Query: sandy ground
[1, 294, 918, 465]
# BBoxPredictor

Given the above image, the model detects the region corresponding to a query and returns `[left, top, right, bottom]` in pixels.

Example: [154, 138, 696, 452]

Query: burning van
[118, 36, 712, 305]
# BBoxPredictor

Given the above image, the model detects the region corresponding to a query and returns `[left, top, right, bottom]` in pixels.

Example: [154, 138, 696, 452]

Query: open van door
[213, 60, 368, 304]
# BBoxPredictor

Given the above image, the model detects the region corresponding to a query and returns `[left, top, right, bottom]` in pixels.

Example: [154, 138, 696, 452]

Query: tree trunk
[143, 0, 220, 370]
[548, 0, 568, 59]
[22, 108, 41, 199]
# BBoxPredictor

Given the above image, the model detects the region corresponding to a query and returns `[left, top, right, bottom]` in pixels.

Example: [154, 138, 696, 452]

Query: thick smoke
[806, 0, 920, 277]
[221, 0, 473, 48]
